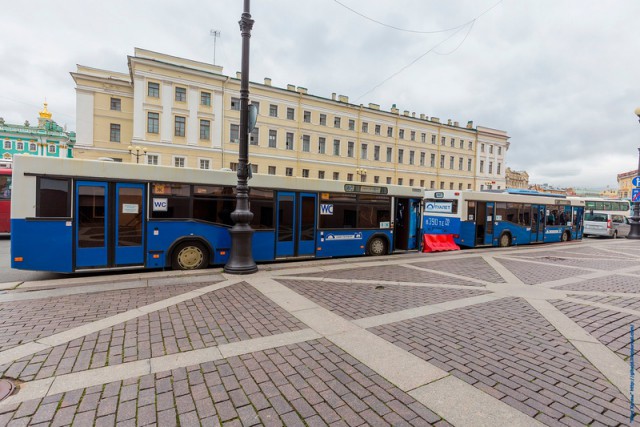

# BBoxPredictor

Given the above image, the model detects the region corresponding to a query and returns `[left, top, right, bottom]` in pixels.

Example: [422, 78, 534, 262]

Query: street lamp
[628, 108, 640, 239]
[356, 168, 367, 182]
[224, 0, 258, 274]
[127, 145, 147, 164]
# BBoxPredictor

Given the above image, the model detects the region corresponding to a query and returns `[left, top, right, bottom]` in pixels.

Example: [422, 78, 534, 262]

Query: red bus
[0, 162, 11, 234]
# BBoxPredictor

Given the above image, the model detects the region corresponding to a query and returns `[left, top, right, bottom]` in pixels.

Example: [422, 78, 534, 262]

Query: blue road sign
[633, 176, 640, 187]
[633, 188, 640, 202]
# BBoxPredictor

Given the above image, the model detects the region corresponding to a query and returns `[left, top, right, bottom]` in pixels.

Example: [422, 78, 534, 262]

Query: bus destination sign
[343, 184, 388, 195]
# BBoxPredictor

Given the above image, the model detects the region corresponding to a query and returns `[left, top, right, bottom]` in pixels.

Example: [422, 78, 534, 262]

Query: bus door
[276, 192, 317, 258]
[76, 181, 146, 269]
[484, 202, 495, 245]
[530, 204, 545, 242]
[475, 202, 486, 246]
[394, 198, 420, 250]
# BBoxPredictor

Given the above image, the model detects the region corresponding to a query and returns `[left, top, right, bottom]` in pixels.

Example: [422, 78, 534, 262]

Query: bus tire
[172, 241, 209, 270]
[498, 232, 511, 247]
[561, 231, 570, 242]
[367, 236, 387, 256]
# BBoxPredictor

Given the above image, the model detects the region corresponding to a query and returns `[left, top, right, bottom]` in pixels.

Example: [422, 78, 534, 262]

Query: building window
[410, 131, 416, 141]
[347, 141, 354, 157]
[201, 92, 211, 106]
[420, 152, 425, 166]
[287, 107, 295, 120]
[147, 155, 159, 165]
[430, 153, 435, 167]
[320, 114, 327, 126]
[420, 180, 424, 187]
[334, 117, 341, 128]
[480, 160, 484, 173]
[285, 167, 293, 176]
[110, 98, 121, 111]
[440, 155, 445, 168]
[421, 133, 426, 143]
[29, 142, 37, 151]
[468, 159, 472, 171]
[250, 164, 258, 174]
[16, 141, 24, 151]
[361, 144, 368, 160]
[375, 124, 381, 135]
[458, 157, 463, 170]
[398, 149, 404, 164]
[431, 135, 436, 144]
[174, 157, 185, 168]
[303, 110, 311, 123]
[441, 136, 446, 145]
[347, 173, 353, 182]
[459, 140, 464, 149]
[398, 178, 403, 186]
[468, 184, 472, 189]
[450, 138, 455, 147]
[498, 147, 502, 155]
[302, 135, 310, 152]
[3, 140, 11, 150]
[268, 130, 277, 148]
[200, 159, 210, 170]
[231, 97, 241, 110]
[318, 137, 326, 154]
[387, 127, 393, 137]
[302, 169, 309, 178]
[230, 162, 238, 171]
[286, 132, 294, 150]
[147, 112, 159, 134]
[318, 171, 325, 179]
[386, 147, 392, 162]
[269, 104, 278, 117]
[440, 182, 445, 190]
[430, 181, 435, 189]
[360, 173, 366, 183]
[110, 124, 121, 142]
[410, 179, 414, 186]
[250, 127, 259, 146]
[481, 143, 485, 152]
[409, 151, 415, 165]
[468, 141, 473, 150]
[450, 182, 454, 190]
[489, 145, 494, 154]
[268, 166, 276, 175]
[333, 172, 339, 180]
[386, 177, 392, 184]
[230, 124, 240, 142]
[333, 139, 340, 156]
[148, 82, 159, 98]
[399, 129, 405, 139]
[200, 120, 210, 140]
[374, 146, 380, 161]
[348, 119, 355, 131]
[458, 183, 463, 190]
[374, 176, 380, 184]
[362, 122, 368, 133]
[175, 87, 186, 102]
[497, 163, 501, 175]
[175, 116, 186, 137]
[489, 162, 493, 174]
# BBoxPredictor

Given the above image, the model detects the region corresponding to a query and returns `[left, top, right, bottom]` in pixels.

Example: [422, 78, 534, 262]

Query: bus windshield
[0, 175, 11, 200]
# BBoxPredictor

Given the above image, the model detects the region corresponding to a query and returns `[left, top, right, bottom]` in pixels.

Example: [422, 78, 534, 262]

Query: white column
[132, 76, 145, 142]
[212, 89, 223, 149]
[75, 90, 94, 146]
[161, 81, 173, 143]
[187, 86, 198, 146]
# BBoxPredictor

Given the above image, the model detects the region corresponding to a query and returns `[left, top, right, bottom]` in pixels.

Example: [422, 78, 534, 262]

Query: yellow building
[617, 169, 636, 199]
[505, 167, 529, 189]
[71, 48, 510, 190]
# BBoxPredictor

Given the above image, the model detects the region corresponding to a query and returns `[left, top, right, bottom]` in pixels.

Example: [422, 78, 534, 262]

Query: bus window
[0, 175, 10, 199]
[36, 177, 71, 217]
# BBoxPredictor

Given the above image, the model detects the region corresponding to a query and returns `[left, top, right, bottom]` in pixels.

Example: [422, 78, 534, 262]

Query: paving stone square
[494, 257, 593, 285]
[556, 274, 640, 293]
[409, 256, 506, 283]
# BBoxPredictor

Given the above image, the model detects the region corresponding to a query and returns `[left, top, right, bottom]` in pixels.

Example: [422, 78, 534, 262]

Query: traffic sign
[633, 188, 640, 202]
[633, 176, 640, 187]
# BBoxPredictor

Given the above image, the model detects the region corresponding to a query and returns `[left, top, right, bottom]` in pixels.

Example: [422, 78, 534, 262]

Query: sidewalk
[1, 239, 639, 426]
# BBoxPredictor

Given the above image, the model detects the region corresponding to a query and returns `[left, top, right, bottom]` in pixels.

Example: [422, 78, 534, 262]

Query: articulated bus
[11, 156, 423, 273]
[0, 161, 11, 235]
[423, 190, 585, 248]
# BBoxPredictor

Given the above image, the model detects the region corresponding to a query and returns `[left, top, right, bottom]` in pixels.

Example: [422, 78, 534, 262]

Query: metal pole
[224, 0, 258, 273]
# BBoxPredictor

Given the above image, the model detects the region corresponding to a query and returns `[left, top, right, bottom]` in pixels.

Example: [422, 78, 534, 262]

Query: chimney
[236, 71, 242, 79]
[447, 119, 452, 125]
[431, 117, 440, 123]
[466, 120, 474, 129]
[420, 114, 425, 120]
[412, 112, 416, 118]
[338, 95, 349, 103]
[454, 121, 459, 127]
[331, 93, 336, 101]
[368, 103, 380, 110]
[391, 105, 399, 114]
[287, 84, 295, 91]
[296, 86, 308, 94]
[264, 77, 272, 86]
[403, 110, 410, 116]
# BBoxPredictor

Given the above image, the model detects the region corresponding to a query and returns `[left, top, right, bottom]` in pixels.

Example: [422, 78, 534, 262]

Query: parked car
[583, 213, 630, 238]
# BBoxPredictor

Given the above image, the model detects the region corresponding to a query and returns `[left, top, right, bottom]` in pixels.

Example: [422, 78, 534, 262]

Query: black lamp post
[127, 145, 147, 164]
[224, 0, 258, 274]
[628, 108, 640, 239]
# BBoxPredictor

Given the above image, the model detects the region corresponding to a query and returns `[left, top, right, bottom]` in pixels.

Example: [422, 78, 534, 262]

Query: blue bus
[423, 190, 584, 247]
[11, 156, 423, 273]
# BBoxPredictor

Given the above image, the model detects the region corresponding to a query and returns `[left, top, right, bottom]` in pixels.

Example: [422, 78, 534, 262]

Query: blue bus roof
[504, 189, 567, 198]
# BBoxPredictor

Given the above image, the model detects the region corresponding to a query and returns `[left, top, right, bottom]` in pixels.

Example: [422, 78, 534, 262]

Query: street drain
[0, 378, 16, 402]
[375, 285, 385, 290]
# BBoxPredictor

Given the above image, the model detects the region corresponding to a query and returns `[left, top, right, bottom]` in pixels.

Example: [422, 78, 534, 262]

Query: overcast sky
[2, 0, 639, 189]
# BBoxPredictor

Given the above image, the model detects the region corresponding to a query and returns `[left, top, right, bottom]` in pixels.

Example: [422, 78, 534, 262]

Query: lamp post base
[224, 226, 258, 274]
[628, 217, 640, 239]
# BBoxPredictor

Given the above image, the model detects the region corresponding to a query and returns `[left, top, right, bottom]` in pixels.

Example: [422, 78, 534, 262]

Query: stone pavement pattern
[0, 239, 640, 426]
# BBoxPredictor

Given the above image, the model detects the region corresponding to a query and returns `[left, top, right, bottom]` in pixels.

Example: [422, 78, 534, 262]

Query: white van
[583, 213, 630, 238]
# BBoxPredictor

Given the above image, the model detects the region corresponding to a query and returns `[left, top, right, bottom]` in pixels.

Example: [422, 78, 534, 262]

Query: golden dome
[39, 102, 52, 120]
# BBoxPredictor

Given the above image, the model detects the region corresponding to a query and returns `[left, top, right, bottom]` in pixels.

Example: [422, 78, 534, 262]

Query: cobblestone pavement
[1, 239, 640, 426]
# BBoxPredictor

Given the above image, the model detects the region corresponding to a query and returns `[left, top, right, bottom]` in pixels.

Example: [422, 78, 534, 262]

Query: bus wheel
[498, 232, 511, 247]
[368, 237, 387, 256]
[562, 231, 570, 242]
[172, 241, 208, 270]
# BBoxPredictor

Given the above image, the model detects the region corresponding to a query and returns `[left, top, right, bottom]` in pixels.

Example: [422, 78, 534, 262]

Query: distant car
[583, 213, 630, 238]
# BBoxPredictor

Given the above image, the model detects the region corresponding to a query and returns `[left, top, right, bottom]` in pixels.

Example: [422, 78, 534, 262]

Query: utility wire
[434, 20, 475, 55]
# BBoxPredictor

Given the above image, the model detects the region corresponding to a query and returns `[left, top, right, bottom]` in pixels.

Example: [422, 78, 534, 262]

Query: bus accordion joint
[14, 257, 23, 262]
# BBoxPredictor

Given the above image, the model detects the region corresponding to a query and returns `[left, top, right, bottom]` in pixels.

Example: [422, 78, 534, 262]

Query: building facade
[1, 103, 75, 162]
[505, 167, 529, 189]
[72, 48, 510, 190]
